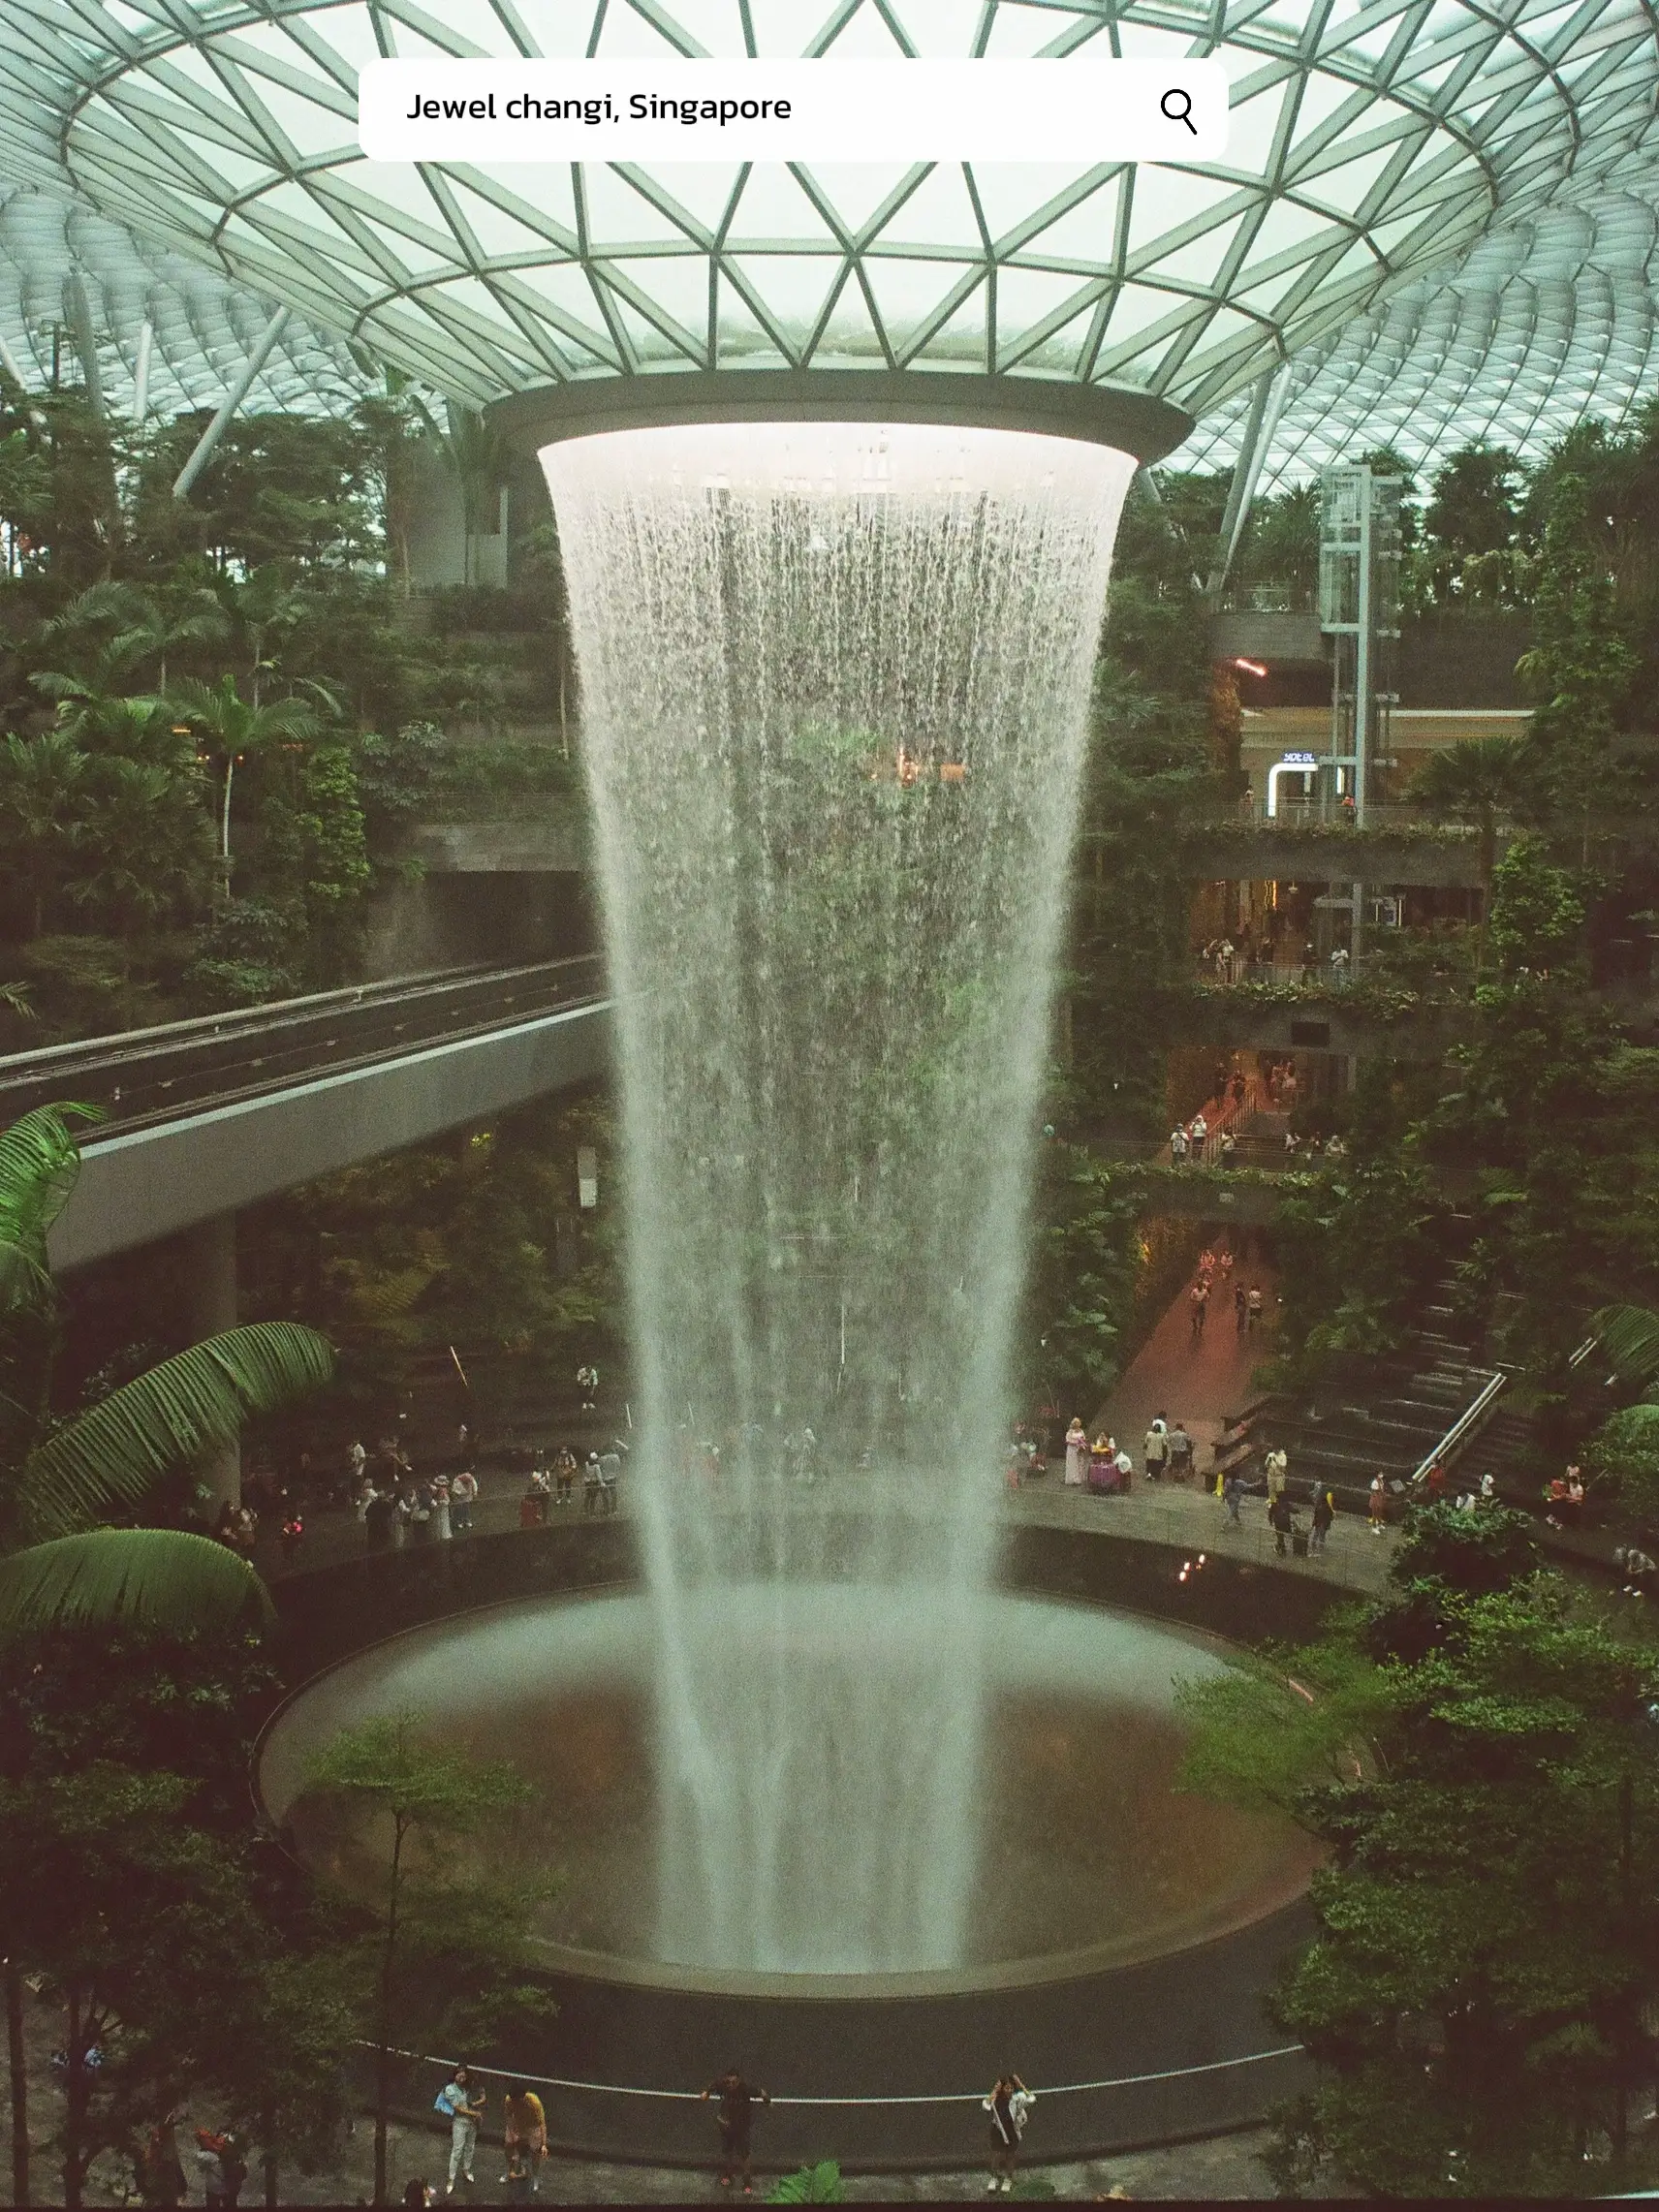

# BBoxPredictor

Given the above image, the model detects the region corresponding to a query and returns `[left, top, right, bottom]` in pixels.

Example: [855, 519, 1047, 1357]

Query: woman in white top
[1063, 1418, 1088, 1486]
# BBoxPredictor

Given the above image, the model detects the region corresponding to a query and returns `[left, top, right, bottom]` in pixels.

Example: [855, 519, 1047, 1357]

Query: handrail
[0, 961, 501, 1069]
[1409, 1367, 1508, 1490]
[363, 2040, 1305, 2107]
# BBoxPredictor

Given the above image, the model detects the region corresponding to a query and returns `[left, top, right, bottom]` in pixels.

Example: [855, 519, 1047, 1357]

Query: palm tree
[31, 578, 230, 702]
[168, 673, 320, 900]
[0, 728, 88, 936]
[1408, 734, 1533, 976]
[0, 1104, 332, 1643]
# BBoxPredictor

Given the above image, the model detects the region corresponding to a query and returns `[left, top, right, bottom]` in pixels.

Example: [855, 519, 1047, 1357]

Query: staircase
[1218, 1251, 1544, 1514]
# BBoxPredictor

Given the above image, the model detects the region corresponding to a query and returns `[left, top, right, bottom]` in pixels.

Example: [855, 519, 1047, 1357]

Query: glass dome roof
[1, 0, 1654, 426]
[0, 177, 363, 420]
[1181, 175, 1659, 483]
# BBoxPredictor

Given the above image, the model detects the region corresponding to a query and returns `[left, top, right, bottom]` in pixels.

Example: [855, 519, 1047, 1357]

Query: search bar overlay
[359, 58, 1230, 164]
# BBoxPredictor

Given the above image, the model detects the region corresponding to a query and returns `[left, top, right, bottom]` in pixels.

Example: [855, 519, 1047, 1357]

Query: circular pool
[260, 1583, 1315, 1998]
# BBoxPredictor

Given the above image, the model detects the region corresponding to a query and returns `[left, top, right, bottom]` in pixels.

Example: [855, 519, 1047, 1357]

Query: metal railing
[1408, 1367, 1509, 1489]
[0, 955, 608, 1138]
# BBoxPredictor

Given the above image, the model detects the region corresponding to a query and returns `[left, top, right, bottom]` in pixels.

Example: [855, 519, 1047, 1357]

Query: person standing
[703, 2068, 769, 2195]
[1264, 1447, 1288, 1506]
[1311, 1484, 1335, 1554]
[1170, 1124, 1188, 1166]
[431, 1471, 453, 1542]
[500, 2083, 547, 2192]
[434, 2065, 485, 2196]
[1368, 1472, 1388, 1535]
[1189, 1281, 1209, 1342]
[1064, 1418, 1088, 1487]
[138, 2110, 187, 2207]
[1234, 1283, 1248, 1336]
[450, 1466, 479, 1535]
[984, 2073, 1035, 2195]
[577, 1362, 599, 1414]
[1246, 1284, 1265, 1331]
[598, 1442, 624, 1514]
[1189, 1112, 1207, 1163]
[1143, 1418, 1169, 1482]
[1268, 1488, 1296, 1557]
[363, 1484, 394, 1554]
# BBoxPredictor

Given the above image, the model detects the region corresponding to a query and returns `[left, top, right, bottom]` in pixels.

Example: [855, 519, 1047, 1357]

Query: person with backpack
[1310, 1484, 1336, 1554]
[984, 2072, 1035, 2194]
[193, 2129, 246, 2209]
[434, 2063, 485, 2195]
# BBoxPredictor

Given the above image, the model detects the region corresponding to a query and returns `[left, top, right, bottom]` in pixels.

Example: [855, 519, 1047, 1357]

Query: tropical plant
[167, 672, 320, 898]
[0, 728, 87, 936]
[1178, 1508, 1659, 2197]
[0, 1105, 332, 1644]
[767, 2159, 846, 2202]
[1408, 734, 1534, 972]
[303, 1714, 555, 2206]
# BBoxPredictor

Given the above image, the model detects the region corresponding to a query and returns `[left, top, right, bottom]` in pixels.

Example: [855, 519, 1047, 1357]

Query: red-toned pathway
[1087, 1236, 1281, 1483]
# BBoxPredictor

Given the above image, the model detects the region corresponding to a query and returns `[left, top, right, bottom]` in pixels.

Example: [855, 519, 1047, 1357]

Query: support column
[176, 1213, 240, 1511]
[172, 305, 290, 501]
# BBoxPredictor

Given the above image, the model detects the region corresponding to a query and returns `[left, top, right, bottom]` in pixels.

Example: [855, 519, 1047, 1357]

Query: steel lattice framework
[0, 0, 1654, 429]
[1182, 175, 1659, 481]
[0, 177, 363, 418]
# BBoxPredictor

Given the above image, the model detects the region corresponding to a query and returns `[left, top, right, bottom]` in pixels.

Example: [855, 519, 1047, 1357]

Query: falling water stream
[542, 421, 1135, 1974]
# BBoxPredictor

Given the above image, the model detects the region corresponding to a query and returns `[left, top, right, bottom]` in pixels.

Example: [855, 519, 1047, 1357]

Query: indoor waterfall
[543, 421, 1134, 1974]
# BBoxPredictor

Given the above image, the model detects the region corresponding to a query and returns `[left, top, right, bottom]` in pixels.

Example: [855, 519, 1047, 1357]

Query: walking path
[1057, 1231, 1403, 1595]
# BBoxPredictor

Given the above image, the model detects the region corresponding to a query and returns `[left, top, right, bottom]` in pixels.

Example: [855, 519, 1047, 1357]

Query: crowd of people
[1197, 928, 1358, 987]
[404, 2059, 1044, 2201]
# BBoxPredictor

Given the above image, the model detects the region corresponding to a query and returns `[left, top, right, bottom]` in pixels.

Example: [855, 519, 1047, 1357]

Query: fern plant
[0, 1103, 332, 1641]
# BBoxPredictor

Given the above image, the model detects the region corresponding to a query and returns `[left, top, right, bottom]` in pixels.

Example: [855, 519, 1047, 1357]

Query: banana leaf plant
[0, 1104, 333, 1644]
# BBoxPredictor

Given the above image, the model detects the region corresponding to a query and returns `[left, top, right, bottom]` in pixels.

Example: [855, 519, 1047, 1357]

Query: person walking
[1234, 1283, 1248, 1336]
[1368, 1472, 1388, 1535]
[451, 1466, 479, 1534]
[703, 2068, 769, 2196]
[500, 2084, 547, 2193]
[1189, 1281, 1209, 1342]
[1246, 1283, 1265, 1331]
[1168, 1422, 1195, 1481]
[1222, 1469, 1244, 1527]
[434, 2065, 485, 2196]
[583, 1451, 605, 1513]
[984, 2073, 1035, 2195]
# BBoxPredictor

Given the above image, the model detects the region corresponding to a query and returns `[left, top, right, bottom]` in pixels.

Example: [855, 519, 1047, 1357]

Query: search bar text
[359, 58, 1231, 164]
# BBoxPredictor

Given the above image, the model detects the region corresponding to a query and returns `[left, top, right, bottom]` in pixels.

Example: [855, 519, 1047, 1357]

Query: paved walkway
[1089, 1237, 1275, 1483]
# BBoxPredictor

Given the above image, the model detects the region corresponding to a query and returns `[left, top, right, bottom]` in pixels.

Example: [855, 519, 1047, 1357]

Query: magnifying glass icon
[1161, 86, 1198, 135]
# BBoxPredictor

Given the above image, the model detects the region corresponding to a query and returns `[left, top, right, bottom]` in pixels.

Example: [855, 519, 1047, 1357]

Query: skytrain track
[0, 956, 608, 1141]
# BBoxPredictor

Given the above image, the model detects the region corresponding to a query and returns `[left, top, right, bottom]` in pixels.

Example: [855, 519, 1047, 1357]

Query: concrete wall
[362, 868, 596, 978]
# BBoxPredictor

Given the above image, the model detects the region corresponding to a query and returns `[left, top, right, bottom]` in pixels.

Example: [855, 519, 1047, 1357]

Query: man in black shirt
[703, 2068, 769, 2194]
